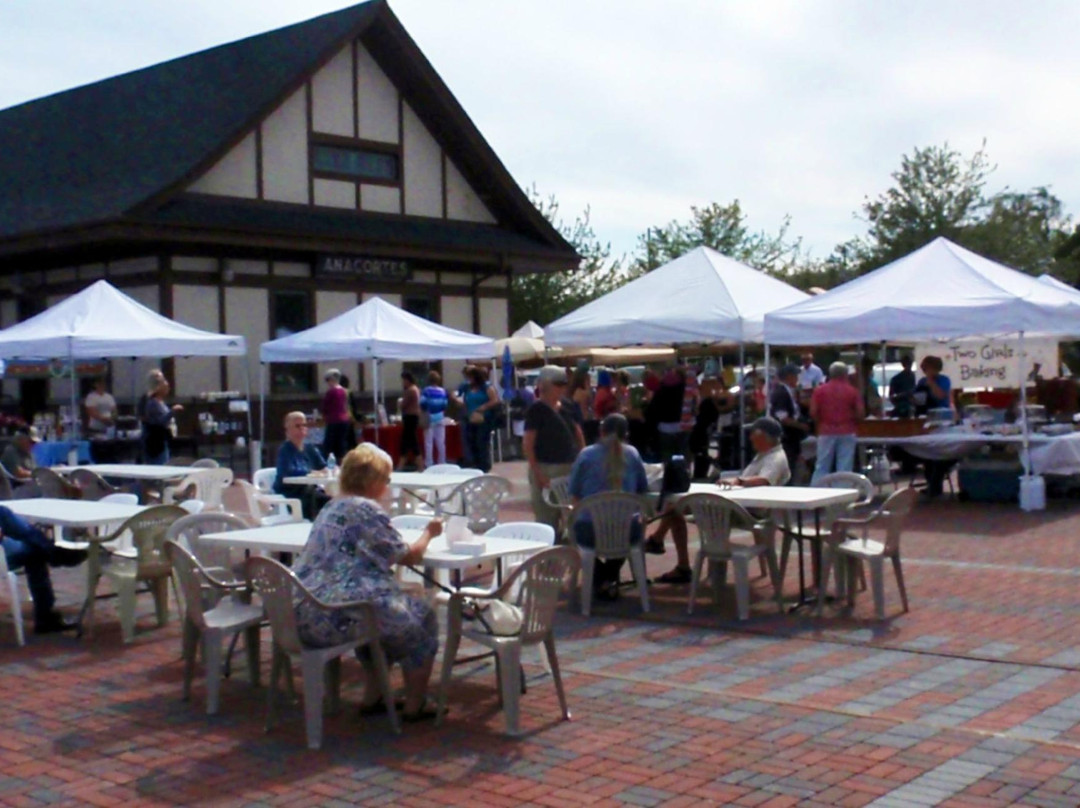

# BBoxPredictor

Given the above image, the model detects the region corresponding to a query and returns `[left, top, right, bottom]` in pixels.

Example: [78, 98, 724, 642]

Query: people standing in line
[143, 374, 181, 465]
[770, 364, 810, 482]
[84, 377, 117, 437]
[320, 369, 355, 462]
[453, 365, 499, 473]
[274, 411, 327, 519]
[567, 366, 595, 444]
[593, 369, 617, 420]
[679, 364, 699, 450]
[798, 352, 826, 390]
[397, 372, 423, 470]
[568, 413, 649, 601]
[915, 355, 954, 498]
[810, 361, 865, 483]
[651, 365, 687, 461]
[889, 354, 917, 418]
[523, 366, 585, 532]
[138, 368, 165, 462]
[419, 371, 448, 467]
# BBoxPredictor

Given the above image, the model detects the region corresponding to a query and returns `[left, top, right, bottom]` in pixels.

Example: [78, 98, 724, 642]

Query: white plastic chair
[436, 546, 579, 735]
[541, 476, 573, 541]
[165, 540, 262, 715]
[0, 550, 26, 646]
[679, 493, 781, 620]
[222, 480, 303, 527]
[390, 515, 446, 590]
[246, 556, 400, 749]
[191, 458, 220, 469]
[166, 511, 251, 589]
[253, 468, 278, 495]
[179, 499, 205, 515]
[483, 522, 555, 592]
[439, 475, 511, 533]
[570, 492, 653, 617]
[398, 466, 482, 515]
[86, 505, 189, 642]
[819, 487, 916, 620]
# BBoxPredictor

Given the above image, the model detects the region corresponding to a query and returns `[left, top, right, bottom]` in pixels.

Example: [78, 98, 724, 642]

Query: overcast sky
[3, 1, 1078, 263]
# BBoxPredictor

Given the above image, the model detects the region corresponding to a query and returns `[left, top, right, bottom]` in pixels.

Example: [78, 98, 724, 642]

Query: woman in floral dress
[292, 443, 443, 721]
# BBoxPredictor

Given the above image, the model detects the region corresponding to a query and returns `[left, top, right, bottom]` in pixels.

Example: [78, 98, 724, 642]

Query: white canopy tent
[259, 296, 495, 444]
[0, 280, 248, 443]
[763, 238, 1080, 507]
[493, 321, 546, 363]
[545, 246, 810, 347]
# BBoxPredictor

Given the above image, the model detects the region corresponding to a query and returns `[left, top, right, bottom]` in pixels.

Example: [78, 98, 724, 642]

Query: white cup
[446, 515, 469, 545]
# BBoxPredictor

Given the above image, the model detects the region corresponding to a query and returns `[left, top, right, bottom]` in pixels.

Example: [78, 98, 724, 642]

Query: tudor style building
[0, 1, 577, 415]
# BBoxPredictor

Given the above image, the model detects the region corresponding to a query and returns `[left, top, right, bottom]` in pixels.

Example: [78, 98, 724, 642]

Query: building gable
[186, 41, 496, 225]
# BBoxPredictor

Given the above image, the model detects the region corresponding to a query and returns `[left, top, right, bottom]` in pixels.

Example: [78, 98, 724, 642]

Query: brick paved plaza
[5, 464, 1080, 807]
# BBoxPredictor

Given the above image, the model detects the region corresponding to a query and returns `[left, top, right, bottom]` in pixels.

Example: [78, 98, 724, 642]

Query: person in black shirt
[769, 365, 810, 482]
[889, 355, 917, 418]
[523, 366, 585, 531]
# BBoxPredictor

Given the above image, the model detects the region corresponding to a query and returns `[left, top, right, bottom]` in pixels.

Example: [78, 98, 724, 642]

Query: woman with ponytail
[568, 414, 649, 601]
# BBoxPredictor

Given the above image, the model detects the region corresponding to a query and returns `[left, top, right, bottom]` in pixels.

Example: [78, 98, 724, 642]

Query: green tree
[632, 200, 805, 276]
[509, 189, 624, 331]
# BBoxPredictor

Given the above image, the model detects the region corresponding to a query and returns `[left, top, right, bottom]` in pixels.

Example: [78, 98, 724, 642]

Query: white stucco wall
[445, 158, 496, 224]
[188, 132, 258, 198]
[478, 297, 509, 339]
[224, 287, 269, 392]
[402, 103, 442, 218]
[172, 284, 222, 397]
[261, 87, 309, 204]
[314, 178, 357, 209]
[103, 286, 160, 406]
[315, 291, 359, 389]
[356, 44, 399, 144]
[360, 183, 400, 214]
[311, 46, 354, 137]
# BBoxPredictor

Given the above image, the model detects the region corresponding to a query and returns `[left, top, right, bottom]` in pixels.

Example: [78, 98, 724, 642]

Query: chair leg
[436, 601, 463, 727]
[579, 551, 595, 617]
[265, 646, 283, 733]
[8, 574, 25, 647]
[891, 555, 909, 613]
[544, 634, 570, 721]
[764, 548, 783, 609]
[300, 655, 327, 750]
[203, 631, 223, 716]
[496, 643, 522, 736]
[846, 559, 857, 609]
[816, 547, 832, 615]
[868, 557, 885, 620]
[116, 580, 138, 643]
[244, 625, 261, 687]
[368, 639, 400, 734]
[757, 555, 767, 579]
[152, 578, 170, 627]
[181, 619, 199, 702]
[687, 551, 705, 615]
[709, 560, 726, 608]
[778, 533, 793, 584]
[733, 558, 750, 621]
[629, 548, 649, 613]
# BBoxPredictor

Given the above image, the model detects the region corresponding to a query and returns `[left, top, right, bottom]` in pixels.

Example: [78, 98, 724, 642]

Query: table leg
[788, 510, 808, 612]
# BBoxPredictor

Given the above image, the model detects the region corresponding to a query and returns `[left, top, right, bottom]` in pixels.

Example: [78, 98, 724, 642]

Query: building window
[403, 295, 435, 322]
[270, 290, 313, 393]
[312, 141, 399, 184]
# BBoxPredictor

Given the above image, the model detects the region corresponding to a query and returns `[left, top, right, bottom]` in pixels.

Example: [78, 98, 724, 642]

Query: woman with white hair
[809, 360, 865, 483]
[293, 443, 443, 721]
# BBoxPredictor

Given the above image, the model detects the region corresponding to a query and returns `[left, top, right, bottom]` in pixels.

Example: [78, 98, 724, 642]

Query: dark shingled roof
[0, 0, 576, 264]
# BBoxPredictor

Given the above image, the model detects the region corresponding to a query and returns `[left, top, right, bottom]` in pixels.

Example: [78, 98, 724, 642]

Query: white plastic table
[389, 471, 481, 491]
[199, 523, 545, 585]
[53, 464, 203, 482]
[5, 498, 147, 529]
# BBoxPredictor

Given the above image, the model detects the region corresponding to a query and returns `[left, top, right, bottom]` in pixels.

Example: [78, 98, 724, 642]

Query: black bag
[658, 454, 691, 510]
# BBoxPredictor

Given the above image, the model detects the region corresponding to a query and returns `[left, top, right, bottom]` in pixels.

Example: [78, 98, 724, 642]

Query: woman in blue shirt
[420, 371, 449, 466]
[274, 411, 326, 517]
[568, 414, 649, 600]
[915, 355, 954, 497]
[453, 366, 499, 472]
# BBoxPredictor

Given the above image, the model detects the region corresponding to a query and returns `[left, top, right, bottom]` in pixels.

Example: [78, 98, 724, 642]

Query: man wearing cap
[770, 364, 810, 482]
[650, 417, 791, 583]
[1, 426, 40, 480]
[524, 366, 585, 531]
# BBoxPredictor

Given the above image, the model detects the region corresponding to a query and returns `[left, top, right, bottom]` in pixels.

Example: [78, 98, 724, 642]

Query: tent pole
[241, 358, 254, 471]
[738, 343, 746, 469]
[373, 359, 380, 444]
[763, 343, 771, 417]
[259, 362, 266, 470]
[1019, 330, 1031, 477]
[68, 341, 79, 449]
[880, 341, 888, 417]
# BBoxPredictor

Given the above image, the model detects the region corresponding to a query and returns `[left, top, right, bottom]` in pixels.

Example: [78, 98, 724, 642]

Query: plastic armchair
[246, 556, 399, 749]
[252, 468, 277, 495]
[679, 493, 781, 620]
[165, 511, 251, 588]
[31, 467, 81, 500]
[542, 476, 573, 542]
[436, 545, 579, 735]
[439, 474, 511, 533]
[191, 458, 220, 469]
[399, 466, 481, 515]
[0, 549, 26, 646]
[84, 505, 189, 642]
[483, 522, 555, 596]
[164, 468, 233, 511]
[570, 492, 654, 617]
[165, 540, 263, 715]
[818, 487, 917, 620]
[68, 468, 120, 501]
[223, 480, 303, 527]
[780, 472, 874, 593]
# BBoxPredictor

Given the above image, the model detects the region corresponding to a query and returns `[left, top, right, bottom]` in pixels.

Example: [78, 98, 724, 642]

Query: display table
[33, 440, 91, 467]
[360, 422, 462, 465]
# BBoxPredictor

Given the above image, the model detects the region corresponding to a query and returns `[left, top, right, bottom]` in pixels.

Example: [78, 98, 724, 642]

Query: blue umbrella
[501, 344, 514, 400]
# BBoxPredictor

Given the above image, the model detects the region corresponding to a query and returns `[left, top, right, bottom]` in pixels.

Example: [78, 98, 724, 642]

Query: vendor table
[360, 423, 462, 465]
[33, 440, 91, 467]
[52, 463, 205, 482]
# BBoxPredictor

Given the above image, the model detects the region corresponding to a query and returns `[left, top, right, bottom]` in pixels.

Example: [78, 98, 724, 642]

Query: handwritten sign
[916, 337, 1059, 389]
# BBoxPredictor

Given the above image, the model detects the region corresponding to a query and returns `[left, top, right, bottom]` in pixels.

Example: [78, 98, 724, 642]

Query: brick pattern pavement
[2, 465, 1080, 806]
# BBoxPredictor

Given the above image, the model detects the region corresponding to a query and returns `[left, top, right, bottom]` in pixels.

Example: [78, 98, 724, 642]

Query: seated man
[1, 505, 84, 634]
[274, 411, 327, 519]
[648, 417, 791, 584]
[1, 426, 40, 480]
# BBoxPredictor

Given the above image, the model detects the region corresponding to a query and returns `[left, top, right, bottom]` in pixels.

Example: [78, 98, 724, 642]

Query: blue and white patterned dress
[292, 497, 438, 671]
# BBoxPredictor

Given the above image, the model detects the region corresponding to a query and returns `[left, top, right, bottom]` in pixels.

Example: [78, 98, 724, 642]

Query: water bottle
[326, 453, 337, 478]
